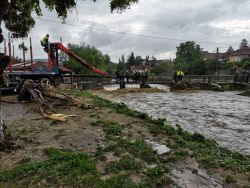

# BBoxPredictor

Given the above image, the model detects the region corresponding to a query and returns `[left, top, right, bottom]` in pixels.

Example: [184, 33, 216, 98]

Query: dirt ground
[0, 95, 152, 170]
[94, 87, 167, 96]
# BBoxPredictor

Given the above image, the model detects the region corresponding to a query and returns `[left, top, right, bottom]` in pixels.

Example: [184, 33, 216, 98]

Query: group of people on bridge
[115, 70, 149, 84]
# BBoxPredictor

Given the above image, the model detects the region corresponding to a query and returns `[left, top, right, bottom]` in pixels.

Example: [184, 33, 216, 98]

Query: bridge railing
[63, 74, 242, 85]
[184, 75, 235, 83]
[147, 75, 236, 84]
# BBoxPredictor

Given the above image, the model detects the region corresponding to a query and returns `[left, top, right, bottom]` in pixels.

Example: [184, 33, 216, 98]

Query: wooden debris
[42, 113, 78, 122]
[17, 82, 93, 121]
[42, 85, 94, 109]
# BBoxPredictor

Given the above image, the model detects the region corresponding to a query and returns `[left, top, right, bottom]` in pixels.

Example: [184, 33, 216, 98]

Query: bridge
[68, 74, 248, 84]
[62, 74, 249, 90]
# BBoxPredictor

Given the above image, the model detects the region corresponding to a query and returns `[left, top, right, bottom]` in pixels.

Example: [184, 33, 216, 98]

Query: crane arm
[53, 42, 111, 77]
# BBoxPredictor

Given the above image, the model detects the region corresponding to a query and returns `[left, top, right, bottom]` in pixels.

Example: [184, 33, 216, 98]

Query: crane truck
[2, 42, 111, 92]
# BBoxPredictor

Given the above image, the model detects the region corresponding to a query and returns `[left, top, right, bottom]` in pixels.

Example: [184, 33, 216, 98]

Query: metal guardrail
[147, 75, 245, 84]
[61, 74, 248, 85]
[183, 75, 235, 83]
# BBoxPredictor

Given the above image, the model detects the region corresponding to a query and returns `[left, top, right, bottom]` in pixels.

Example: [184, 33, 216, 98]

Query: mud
[1, 96, 39, 121]
[97, 87, 250, 155]
[95, 84, 167, 97]
[0, 96, 106, 170]
[0, 95, 152, 171]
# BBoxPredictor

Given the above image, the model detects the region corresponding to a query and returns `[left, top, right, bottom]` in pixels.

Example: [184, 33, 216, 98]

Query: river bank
[95, 89, 250, 155]
[239, 90, 250, 97]
[0, 91, 250, 187]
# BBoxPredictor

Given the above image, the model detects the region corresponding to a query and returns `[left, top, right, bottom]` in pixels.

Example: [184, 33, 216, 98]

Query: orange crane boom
[53, 42, 111, 77]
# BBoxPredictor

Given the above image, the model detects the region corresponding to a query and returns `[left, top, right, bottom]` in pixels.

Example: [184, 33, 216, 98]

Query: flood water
[103, 85, 250, 154]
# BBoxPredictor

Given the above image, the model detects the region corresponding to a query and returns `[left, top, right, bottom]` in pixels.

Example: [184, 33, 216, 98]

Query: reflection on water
[103, 88, 250, 154]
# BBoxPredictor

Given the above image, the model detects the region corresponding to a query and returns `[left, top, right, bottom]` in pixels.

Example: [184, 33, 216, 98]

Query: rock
[146, 140, 171, 155]
[210, 83, 224, 92]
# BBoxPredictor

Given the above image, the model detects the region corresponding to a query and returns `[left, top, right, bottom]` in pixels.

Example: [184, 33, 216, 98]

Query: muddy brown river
[102, 86, 250, 155]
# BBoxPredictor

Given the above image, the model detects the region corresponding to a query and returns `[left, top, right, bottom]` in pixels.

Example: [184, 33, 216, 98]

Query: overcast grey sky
[1, 0, 250, 62]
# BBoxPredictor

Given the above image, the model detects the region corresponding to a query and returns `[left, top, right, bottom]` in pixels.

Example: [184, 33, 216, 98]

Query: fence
[147, 75, 245, 84]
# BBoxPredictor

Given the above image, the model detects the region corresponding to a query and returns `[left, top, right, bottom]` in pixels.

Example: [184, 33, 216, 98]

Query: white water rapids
[102, 85, 250, 154]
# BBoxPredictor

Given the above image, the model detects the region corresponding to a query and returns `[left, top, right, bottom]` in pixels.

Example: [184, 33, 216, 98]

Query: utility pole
[60, 37, 63, 64]
[8, 32, 12, 72]
[216, 47, 219, 75]
[4, 39, 6, 56]
[12, 44, 15, 65]
[23, 42, 26, 71]
[30, 37, 33, 72]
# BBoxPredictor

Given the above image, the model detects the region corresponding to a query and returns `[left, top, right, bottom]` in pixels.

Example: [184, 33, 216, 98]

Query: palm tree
[18, 42, 28, 70]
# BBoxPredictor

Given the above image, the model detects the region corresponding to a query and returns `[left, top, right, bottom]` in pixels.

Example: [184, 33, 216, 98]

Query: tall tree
[0, 0, 139, 42]
[175, 41, 205, 74]
[117, 54, 126, 71]
[121, 54, 126, 64]
[240, 39, 248, 49]
[176, 41, 202, 62]
[134, 56, 143, 66]
[18, 42, 29, 69]
[145, 55, 150, 65]
[151, 56, 156, 61]
[126, 52, 135, 69]
[227, 46, 234, 53]
[64, 43, 115, 74]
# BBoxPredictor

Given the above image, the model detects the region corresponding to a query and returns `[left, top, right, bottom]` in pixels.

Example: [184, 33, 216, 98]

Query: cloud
[1, 0, 250, 62]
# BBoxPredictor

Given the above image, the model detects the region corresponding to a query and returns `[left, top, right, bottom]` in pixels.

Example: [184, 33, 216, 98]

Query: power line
[35, 18, 239, 46]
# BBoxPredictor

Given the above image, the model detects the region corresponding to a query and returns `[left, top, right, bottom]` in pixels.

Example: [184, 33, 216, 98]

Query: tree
[227, 46, 234, 53]
[192, 60, 207, 75]
[18, 42, 28, 52]
[0, 0, 139, 41]
[206, 60, 217, 74]
[117, 55, 126, 71]
[176, 41, 202, 62]
[151, 56, 156, 61]
[175, 41, 204, 74]
[64, 43, 115, 74]
[18, 42, 28, 66]
[151, 61, 167, 75]
[145, 55, 150, 65]
[126, 52, 135, 69]
[103, 54, 117, 74]
[240, 39, 248, 49]
[134, 56, 143, 66]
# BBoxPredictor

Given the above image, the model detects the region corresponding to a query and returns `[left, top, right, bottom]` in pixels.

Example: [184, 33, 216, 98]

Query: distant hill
[33, 58, 47, 62]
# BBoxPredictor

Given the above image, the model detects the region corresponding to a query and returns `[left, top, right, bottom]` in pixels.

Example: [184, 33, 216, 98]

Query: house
[228, 47, 250, 63]
[202, 51, 228, 62]
[130, 64, 150, 73]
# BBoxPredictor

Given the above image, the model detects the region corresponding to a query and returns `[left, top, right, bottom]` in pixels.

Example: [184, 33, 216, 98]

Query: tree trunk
[0, 0, 8, 23]
[0, 0, 8, 43]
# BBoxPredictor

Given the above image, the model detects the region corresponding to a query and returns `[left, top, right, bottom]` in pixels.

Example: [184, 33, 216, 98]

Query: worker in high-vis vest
[177, 69, 184, 81]
[40, 34, 49, 52]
